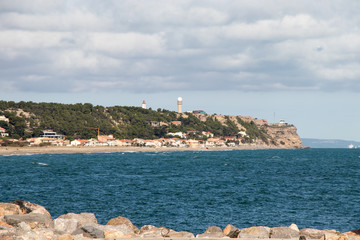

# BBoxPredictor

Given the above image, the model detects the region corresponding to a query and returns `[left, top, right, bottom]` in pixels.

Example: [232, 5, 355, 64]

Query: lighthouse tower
[177, 97, 182, 113]
[142, 100, 146, 109]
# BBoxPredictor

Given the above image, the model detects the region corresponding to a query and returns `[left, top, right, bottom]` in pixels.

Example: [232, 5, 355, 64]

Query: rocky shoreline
[1, 200, 358, 240]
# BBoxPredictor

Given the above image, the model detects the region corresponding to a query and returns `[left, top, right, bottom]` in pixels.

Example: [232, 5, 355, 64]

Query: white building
[0, 115, 9, 123]
[0, 127, 9, 137]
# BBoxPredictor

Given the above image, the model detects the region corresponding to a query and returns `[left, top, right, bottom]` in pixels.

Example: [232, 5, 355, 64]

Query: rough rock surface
[270, 226, 300, 238]
[239, 226, 271, 238]
[197, 226, 229, 238]
[289, 223, 300, 232]
[57, 212, 98, 227]
[300, 228, 329, 239]
[0, 203, 22, 217]
[54, 218, 81, 234]
[1, 200, 358, 240]
[11, 200, 51, 216]
[4, 213, 53, 229]
[223, 224, 240, 238]
[106, 215, 139, 233]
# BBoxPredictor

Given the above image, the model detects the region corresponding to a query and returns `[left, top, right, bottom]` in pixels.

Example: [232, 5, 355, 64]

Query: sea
[0, 149, 359, 234]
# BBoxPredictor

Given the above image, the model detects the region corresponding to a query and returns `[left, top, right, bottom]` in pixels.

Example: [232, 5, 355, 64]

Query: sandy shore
[0, 145, 274, 155]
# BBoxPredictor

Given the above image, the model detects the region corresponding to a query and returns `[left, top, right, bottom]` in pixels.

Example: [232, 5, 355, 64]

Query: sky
[0, 0, 359, 141]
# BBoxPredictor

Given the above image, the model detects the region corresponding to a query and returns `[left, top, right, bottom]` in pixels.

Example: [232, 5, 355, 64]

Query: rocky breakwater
[1, 200, 359, 240]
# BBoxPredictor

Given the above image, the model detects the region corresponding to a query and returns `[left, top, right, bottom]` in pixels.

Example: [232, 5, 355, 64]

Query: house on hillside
[202, 131, 214, 138]
[98, 134, 114, 143]
[0, 127, 9, 137]
[40, 130, 64, 139]
[0, 115, 9, 123]
[116, 139, 132, 146]
[171, 121, 182, 126]
[167, 132, 185, 138]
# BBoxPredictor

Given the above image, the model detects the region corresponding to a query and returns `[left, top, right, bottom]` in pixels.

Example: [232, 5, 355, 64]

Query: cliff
[193, 114, 304, 148]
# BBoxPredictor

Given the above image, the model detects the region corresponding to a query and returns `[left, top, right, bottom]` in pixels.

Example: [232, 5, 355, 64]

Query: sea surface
[0, 149, 359, 234]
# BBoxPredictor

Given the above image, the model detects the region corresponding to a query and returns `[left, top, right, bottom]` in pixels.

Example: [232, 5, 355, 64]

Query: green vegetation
[0, 101, 270, 143]
[236, 117, 269, 143]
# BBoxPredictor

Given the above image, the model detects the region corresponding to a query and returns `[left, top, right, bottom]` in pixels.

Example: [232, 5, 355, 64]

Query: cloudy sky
[1, 0, 359, 141]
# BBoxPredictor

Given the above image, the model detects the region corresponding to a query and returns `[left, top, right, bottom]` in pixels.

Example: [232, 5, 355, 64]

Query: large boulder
[239, 226, 271, 238]
[106, 216, 139, 233]
[0, 203, 22, 217]
[75, 223, 136, 239]
[139, 225, 172, 238]
[57, 212, 98, 227]
[169, 231, 195, 238]
[270, 226, 300, 239]
[81, 225, 105, 239]
[300, 228, 329, 239]
[10, 200, 51, 217]
[223, 224, 241, 238]
[4, 213, 53, 229]
[53, 218, 81, 234]
[196, 226, 228, 238]
[289, 224, 300, 232]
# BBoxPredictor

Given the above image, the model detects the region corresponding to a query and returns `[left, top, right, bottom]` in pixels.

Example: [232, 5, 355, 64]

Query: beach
[0, 145, 275, 155]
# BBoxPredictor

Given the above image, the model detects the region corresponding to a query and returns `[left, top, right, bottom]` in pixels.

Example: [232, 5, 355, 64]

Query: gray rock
[300, 228, 328, 239]
[54, 218, 80, 234]
[197, 226, 228, 238]
[239, 226, 271, 238]
[205, 226, 223, 233]
[18, 222, 31, 231]
[169, 231, 195, 238]
[4, 213, 52, 229]
[139, 225, 172, 238]
[270, 227, 300, 239]
[81, 225, 104, 239]
[57, 213, 97, 227]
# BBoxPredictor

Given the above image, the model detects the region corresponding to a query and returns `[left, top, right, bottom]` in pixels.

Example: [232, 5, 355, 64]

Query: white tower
[142, 100, 146, 109]
[177, 97, 182, 113]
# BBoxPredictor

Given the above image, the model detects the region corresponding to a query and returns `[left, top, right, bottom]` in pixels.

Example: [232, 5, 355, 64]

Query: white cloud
[0, 0, 359, 94]
[85, 32, 165, 56]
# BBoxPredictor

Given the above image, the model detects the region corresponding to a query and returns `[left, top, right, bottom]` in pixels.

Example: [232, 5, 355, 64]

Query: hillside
[0, 101, 304, 148]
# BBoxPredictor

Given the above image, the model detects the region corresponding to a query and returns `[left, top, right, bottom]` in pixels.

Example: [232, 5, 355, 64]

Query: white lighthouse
[142, 100, 146, 109]
[177, 97, 182, 113]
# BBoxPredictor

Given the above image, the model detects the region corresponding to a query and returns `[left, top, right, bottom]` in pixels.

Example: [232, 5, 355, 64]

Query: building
[0, 115, 9, 123]
[40, 130, 64, 139]
[0, 127, 9, 137]
[171, 121, 181, 126]
[193, 110, 206, 114]
[142, 100, 146, 109]
[177, 97, 182, 113]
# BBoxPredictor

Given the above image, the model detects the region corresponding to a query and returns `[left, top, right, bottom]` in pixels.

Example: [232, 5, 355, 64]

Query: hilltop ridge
[0, 100, 303, 148]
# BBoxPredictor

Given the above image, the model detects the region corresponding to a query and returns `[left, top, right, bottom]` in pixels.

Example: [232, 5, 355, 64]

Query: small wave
[32, 162, 49, 166]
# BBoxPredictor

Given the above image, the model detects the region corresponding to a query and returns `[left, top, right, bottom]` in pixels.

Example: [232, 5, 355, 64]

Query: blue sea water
[0, 149, 359, 234]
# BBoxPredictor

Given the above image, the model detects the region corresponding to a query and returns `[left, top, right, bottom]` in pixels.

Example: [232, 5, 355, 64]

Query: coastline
[0, 145, 281, 156]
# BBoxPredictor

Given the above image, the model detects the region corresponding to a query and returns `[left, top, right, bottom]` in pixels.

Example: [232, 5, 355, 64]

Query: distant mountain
[301, 138, 360, 148]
